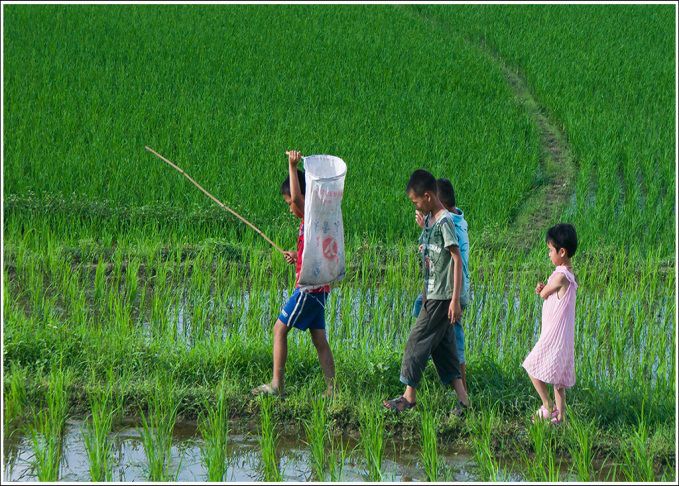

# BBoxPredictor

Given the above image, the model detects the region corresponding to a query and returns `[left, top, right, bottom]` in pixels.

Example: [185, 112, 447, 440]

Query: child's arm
[415, 210, 425, 228]
[538, 273, 569, 300]
[286, 150, 305, 215]
[448, 246, 463, 323]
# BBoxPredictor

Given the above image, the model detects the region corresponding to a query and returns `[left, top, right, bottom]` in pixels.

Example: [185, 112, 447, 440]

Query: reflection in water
[4, 418, 483, 482]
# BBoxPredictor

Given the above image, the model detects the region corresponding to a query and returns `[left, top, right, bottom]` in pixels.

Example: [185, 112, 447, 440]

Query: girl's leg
[529, 375, 554, 411]
[554, 387, 566, 421]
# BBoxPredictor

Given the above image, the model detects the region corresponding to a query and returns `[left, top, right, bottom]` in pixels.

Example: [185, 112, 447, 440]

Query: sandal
[531, 405, 552, 423]
[451, 400, 470, 417]
[251, 383, 283, 397]
[382, 396, 416, 413]
[550, 409, 562, 425]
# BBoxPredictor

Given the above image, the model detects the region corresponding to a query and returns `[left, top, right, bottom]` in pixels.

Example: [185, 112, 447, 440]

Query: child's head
[436, 178, 456, 211]
[545, 223, 577, 265]
[406, 169, 440, 213]
[280, 169, 305, 218]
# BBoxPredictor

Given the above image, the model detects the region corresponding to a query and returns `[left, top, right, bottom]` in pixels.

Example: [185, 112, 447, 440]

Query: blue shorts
[412, 294, 466, 364]
[278, 288, 328, 331]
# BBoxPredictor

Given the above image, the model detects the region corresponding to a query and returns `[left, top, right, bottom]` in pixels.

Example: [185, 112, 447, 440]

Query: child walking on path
[413, 178, 471, 393]
[251, 150, 336, 398]
[384, 169, 470, 416]
[523, 223, 578, 425]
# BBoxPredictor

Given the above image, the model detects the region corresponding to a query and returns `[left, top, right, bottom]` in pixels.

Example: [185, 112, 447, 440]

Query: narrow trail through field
[406, 7, 578, 250]
[474, 40, 578, 250]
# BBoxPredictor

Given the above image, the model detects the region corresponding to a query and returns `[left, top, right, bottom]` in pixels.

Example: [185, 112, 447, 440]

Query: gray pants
[399, 298, 461, 388]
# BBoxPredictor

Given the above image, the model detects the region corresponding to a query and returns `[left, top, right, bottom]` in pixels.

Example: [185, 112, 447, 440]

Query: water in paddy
[4, 417, 613, 482]
[4, 417, 482, 482]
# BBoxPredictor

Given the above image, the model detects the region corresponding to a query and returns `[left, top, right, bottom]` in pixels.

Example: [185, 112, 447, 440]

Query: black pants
[399, 298, 461, 388]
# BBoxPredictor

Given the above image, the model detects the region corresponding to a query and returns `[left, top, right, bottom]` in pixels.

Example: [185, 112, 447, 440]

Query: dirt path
[475, 39, 578, 250]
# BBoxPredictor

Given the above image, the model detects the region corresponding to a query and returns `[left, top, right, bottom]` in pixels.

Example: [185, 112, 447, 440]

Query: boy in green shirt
[383, 169, 470, 416]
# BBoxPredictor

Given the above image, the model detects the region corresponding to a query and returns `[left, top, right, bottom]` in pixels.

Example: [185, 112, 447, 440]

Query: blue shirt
[450, 208, 470, 307]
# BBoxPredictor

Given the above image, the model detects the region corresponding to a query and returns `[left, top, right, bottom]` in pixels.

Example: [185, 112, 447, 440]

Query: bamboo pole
[145, 146, 285, 255]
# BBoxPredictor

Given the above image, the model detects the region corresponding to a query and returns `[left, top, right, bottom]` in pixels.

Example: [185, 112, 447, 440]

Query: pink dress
[522, 265, 577, 389]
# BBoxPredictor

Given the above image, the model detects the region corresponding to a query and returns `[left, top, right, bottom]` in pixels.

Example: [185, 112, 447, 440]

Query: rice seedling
[259, 396, 282, 481]
[420, 406, 440, 482]
[31, 411, 63, 482]
[140, 376, 180, 481]
[359, 402, 384, 481]
[198, 382, 230, 482]
[30, 367, 71, 481]
[82, 383, 119, 481]
[523, 417, 562, 482]
[327, 427, 349, 482]
[304, 398, 327, 480]
[566, 411, 596, 481]
[4, 366, 28, 432]
[468, 406, 501, 481]
[620, 402, 656, 481]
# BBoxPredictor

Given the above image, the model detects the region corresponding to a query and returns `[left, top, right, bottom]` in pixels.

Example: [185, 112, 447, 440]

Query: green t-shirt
[420, 211, 460, 300]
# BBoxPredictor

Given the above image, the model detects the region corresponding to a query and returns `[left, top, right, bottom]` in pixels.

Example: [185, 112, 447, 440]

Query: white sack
[298, 155, 346, 289]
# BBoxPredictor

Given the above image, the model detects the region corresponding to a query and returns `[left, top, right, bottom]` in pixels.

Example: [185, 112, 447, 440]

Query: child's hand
[418, 244, 424, 253]
[283, 251, 297, 265]
[286, 150, 303, 167]
[448, 300, 462, 324]
[415, 210, 425, 228]
[535, 282, 545, 294]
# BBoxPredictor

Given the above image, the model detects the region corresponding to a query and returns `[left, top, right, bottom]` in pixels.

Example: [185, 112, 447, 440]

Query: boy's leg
[310, 329, 335, 395]
[392, 300, 450, 408]
[272, 319, 291, 390]
[431, 321, 468, 407]
[529, 375, 554, 412]
[460, 364, 467, 393]
[454, 322, 467, 393]
[554, 386, 566, 421]
[252, 318, 290, 396]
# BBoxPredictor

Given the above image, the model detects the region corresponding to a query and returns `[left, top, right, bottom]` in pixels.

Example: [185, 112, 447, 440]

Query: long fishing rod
[145, 146, 285, 255]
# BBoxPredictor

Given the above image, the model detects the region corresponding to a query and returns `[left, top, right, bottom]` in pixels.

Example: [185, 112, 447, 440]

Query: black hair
[406, 169, 437, 197]
[546, 223, 578, 257]
[280, 169, 306, 197]
[436, 178, 456, 209]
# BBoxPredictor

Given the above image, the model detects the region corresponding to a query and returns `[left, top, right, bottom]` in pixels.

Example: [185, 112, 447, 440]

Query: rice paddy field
[2, 3, 676, 482]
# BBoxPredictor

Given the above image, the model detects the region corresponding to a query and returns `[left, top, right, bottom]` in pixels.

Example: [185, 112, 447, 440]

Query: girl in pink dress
[523, 223, 578, 425]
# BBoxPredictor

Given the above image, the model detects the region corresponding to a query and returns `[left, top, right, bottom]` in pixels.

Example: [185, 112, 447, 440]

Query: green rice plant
[304, 398, 327, 480]
[327, 427, 349, 482]
[124, 257, 141, 306]
[620, 402, 656, 481]
[31, 411, 62, 482]
[30, 367, 71, 482]
[82, 384, 118, 481]
[94, 259, 107, 303]
[468, 406, 500, 481]
[420, 406, 439, 482]
[359, 402, 384, 481]
[566, 411, 596, 481]
[259, 396, 281, 481]
[4, 366, 28, 432]
[198, 383, 230, 482]
[140, 377, 179, 481]
[524, 417, 561, 482]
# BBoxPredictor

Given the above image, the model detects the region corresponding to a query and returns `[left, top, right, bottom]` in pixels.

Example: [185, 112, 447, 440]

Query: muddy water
[4, 418, 484, 482]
